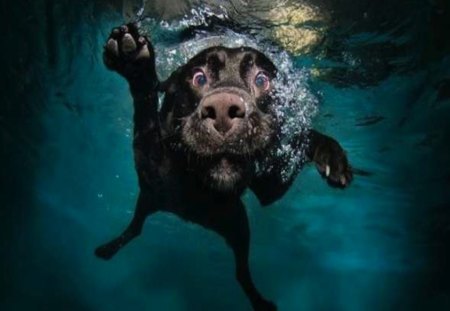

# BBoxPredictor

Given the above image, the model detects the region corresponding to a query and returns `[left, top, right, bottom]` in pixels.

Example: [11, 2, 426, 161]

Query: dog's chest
[156, 175, 237, 226]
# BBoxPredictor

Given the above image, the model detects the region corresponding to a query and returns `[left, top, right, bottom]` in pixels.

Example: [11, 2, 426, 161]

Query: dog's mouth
[178, 107, 273, 192]
[180, 110, 274, 157]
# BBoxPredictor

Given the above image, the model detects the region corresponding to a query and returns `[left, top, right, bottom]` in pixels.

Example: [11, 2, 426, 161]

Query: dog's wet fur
[96, 23, 353, 311]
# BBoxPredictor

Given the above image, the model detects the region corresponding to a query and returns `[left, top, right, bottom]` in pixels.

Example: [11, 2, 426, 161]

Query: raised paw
[103, 23, 155, 83]
[314, 139, 353, 188]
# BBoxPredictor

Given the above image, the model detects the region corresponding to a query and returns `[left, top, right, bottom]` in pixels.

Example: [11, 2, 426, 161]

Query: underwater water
[1, 0, 450, 310]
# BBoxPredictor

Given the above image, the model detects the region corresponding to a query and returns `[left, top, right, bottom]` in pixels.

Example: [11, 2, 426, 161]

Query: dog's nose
[201, 93, 246, 135]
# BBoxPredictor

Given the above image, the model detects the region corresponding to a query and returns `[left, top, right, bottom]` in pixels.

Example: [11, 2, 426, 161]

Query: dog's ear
[158, 68, 182, 94]
[159, 68, 186, 133]
[159, 67, 183, 106]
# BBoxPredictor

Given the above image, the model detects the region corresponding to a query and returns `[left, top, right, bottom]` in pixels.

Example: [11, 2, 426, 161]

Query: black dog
[95, 23, 352, 311]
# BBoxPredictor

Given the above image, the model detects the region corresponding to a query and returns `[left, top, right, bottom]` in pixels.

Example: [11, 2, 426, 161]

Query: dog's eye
[254, 72, 270, 91]
[193, 71, 207, 87]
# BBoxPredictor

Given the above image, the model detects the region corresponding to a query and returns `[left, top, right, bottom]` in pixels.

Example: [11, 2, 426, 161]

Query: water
[1, 0, 449, 310]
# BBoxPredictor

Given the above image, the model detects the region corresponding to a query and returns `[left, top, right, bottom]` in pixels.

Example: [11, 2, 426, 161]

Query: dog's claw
[314, 139, 352, 188]
[111, 27, 120, 38]
[120, 25, 128, 33]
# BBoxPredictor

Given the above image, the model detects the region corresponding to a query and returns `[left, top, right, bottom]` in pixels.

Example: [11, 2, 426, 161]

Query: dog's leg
[95, 192, 156, 260]
[251, 129, 353, 206]
[209, 200, 277, 311]
[98, 24, 163, 260]
[103, 23, 163, 176]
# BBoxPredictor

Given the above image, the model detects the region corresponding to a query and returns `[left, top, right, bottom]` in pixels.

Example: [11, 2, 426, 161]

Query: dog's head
[160, 46, 278, 192]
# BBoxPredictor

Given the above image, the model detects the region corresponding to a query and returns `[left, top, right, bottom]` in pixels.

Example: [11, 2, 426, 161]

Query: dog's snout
[201, 93, 246, 135]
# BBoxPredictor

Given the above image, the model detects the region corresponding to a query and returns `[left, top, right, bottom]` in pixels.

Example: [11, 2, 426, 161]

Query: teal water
[1, 1, 450, 310]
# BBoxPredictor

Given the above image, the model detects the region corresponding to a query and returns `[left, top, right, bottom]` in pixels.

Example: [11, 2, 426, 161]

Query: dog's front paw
[103, 23, 154, 83]
[314, 139, 352, 188]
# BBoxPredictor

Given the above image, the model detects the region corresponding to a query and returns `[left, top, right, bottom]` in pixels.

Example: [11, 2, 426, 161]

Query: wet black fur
[95, 23, 352, 311]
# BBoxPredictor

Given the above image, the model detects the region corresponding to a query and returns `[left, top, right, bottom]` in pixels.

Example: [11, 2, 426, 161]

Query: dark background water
[1, 0, 450, 310]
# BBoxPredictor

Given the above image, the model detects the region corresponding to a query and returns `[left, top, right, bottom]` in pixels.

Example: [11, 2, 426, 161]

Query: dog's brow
[206, 52, 226, 80]
[207, 52, 225, 67]
[239, 53, 254, 79]
[254, 53, 277, 76]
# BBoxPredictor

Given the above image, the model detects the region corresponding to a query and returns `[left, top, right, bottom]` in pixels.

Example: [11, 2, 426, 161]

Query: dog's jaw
[206, 157, 246, 192]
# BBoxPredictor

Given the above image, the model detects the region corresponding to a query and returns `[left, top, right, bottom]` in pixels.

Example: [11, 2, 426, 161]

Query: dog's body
[95, 23, 352, 311]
